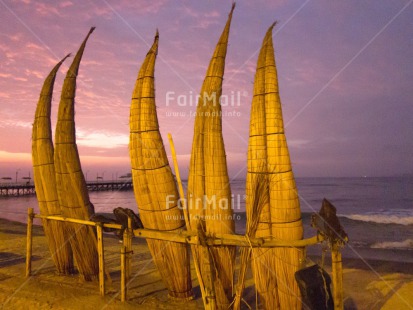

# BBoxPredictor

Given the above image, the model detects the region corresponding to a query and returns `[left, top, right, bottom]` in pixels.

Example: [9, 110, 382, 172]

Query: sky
[0, 0, 412, 182]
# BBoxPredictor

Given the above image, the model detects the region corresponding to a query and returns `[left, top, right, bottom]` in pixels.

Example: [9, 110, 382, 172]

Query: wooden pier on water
[0, 181, 133, 197]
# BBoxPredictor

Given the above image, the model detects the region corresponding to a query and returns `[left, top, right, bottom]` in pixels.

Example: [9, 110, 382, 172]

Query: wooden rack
[25, 207, 344, 309]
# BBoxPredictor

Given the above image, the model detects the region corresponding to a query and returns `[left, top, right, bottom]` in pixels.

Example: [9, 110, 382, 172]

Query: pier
[0, 181, 133, 197]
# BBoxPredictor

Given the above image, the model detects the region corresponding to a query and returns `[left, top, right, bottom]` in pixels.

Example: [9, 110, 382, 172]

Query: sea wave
[340, 214, 413, 225]
[371, 239, 413, 250]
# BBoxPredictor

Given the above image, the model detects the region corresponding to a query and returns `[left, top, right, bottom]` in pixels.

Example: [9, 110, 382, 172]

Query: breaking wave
[341, 214, 413, 226]
[371, 239, 413, 250]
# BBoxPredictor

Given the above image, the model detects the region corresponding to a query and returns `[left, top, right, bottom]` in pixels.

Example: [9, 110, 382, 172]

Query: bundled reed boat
[187, 4, 236, 308]
[54, 27, 99, 281]
[129, 31, 193, 300]
[32, 55, 74, 275]
[246, 23, 304, 309]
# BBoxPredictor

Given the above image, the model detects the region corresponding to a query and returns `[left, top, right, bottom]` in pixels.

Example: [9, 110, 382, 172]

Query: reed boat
[32, 54, 74, 275]
[129, 31, 193, 300]
[54, 27, 99, 281]
[187, 4, 236, 308]
[246, 23, 304, 309]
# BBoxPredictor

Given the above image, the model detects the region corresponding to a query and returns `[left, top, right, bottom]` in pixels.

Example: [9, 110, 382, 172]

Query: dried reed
[233, 173, 269, 309]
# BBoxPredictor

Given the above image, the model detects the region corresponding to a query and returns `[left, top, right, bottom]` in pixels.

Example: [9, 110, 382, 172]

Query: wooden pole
[34, 214, 100, 226]
[168, 133, 208, 306]
[26, 207, 34, 277]
[120, 246, 127, 302]
[197, 224, 216, 310]
[96, 223, 105, 296]
[332, 244, 343, 310]
[133, 228, 322, 248]
[233, 248, 251, 309]
[123, 217, 133, 280]
[34, 212, 323, 247]
[167, 133, 191, 229]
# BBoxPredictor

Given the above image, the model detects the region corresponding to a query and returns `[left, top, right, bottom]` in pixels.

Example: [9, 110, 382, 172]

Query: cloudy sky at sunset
[0, 0, 412, 181]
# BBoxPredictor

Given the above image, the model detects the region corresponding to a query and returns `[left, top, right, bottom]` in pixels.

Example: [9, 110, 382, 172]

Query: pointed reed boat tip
[152, 30, 159, 54]
[55, 53, 71, 68]
[62, 53, 71, 62]
[82, 27, 95, 41]
[231, 2, 236, 12]
[270, 21, 278, 29]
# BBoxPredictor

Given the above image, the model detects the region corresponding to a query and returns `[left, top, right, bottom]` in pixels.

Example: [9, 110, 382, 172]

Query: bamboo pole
[26, 207, 34, 277]
[121, 246, 127, 302]
[96, 223, 105, 296]
[332, 244, 343, 310]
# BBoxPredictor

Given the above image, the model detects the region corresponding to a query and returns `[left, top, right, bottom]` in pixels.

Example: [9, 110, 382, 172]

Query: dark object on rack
[295, 264, 334, 310]
[311, 198, 348, 245]
[114, 207, 144, 239]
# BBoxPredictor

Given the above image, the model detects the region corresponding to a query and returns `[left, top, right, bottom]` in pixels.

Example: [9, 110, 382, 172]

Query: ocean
[1, 177, 412, 263]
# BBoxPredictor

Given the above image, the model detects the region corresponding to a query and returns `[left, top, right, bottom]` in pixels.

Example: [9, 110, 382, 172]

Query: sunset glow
[1, 0, 412, 180]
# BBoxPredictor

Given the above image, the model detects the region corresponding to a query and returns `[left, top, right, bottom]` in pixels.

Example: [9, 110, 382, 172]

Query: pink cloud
[60, 1, 73, 8]
[111, 0, 168, 15]
[35, 2, 62, 16]
[192, 19, 220, 30]
[25, 42, 45, 51]
[205, 11, 220, 18]
[0, 92, 11, 99]
[24, 69, 44, 79]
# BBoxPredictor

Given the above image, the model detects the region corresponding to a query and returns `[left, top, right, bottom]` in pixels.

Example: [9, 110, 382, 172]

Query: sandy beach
[0, 217, 412, 309]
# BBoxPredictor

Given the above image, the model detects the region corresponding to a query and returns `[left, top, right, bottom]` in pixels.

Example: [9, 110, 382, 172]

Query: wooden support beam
[133, 228, 322, 248]
[96, 223, 105, 296]
[120, 246, 127, 302]
[196, 224, 216, 310]
[34, 212, 323, 247]
[332, 244, 343, 310]
[123, 217, 133, 280]
[34, 214, 102, 227]
[26, 207, 34, 277]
